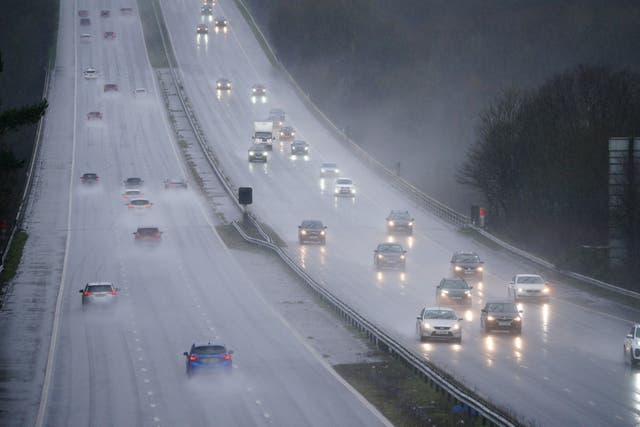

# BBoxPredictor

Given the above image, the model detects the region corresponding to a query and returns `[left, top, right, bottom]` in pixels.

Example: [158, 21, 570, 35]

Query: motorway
[0, 0, 392, 426]
[156, 0, 640, 425]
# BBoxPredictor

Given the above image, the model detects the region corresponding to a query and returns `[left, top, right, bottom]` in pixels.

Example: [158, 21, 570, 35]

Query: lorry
[252, 121, 275, 149]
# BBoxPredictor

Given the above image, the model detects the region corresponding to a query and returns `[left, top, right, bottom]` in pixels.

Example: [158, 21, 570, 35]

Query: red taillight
[154, 232, 161, 237]
[189, 355, 198, 361]
[145, 204, 151, 208]
[83, 291, 92, 296]
[128, 205, 134, 209]
[108, 290, 116, 295]
[223, 353, 231, 360]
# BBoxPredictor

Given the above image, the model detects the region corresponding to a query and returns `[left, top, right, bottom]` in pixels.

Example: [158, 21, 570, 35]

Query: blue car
[183, 343, 233, 377]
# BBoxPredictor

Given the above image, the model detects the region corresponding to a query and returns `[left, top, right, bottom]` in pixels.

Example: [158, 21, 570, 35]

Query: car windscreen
[442, 280, 468, 289]
[424, 310, 456, 320]
[454, 254, 480, 263]
[194, 345, 226, 355]
[322, 163, 336, 169]
[636, 328, 640, 338]
[517, 276, 544, 284]
[488, 303, 516, 313]
[138, 228, 159, 235]
[378, 244, 403, 252]
[390, 212, 410, 220]
[83, 174, 97, 179]
[131, 200, 148, 206]
[336, 179, 352, 185]
[302, 221, 322, 229]
[255, 132, 271, 139]
[87, 285, 113, 293]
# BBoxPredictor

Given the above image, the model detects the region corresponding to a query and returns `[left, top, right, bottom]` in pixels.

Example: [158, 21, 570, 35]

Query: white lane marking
[588, 401, 595, 406]
[141, 367, 148, 372]
[564, 387, 571, 393]
[35, 1, 79, 425]
[144, 379, 150, 384]
[150, 403, 157, 408]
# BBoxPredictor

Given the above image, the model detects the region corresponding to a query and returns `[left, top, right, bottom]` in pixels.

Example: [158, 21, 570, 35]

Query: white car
[508, 274, 550, 300]
[334, 177, 355, 197]
[416, 307, 462, 343]
[83, 67, 97, 79]
[320, 162, 339, 177]
[80, 33, 92, 42]
[122, 188, 143, 199]
[133, 88, 147, 97]
[126, 198, 153, 210]
[624, 323, 640, 366]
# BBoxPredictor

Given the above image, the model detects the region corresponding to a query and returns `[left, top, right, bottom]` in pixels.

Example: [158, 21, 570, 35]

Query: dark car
[79, 282, 118, 309]
[213, 17, 228, 32]
[184, 343, 233, 377]
[480, 302, 523, 334]
[279, 126, 295, 142]
[100, 10, 110, 17]
[290, 140, 309, 156]
[386, 210, 414, 235]
[268, 109, 285, 128]
[435, 278, 473, 306]
[216, 78, 231, 91]
[251, 84, 266, 96]
[201, 5, 213, 15]
[451, 252, 484, 279]
[87, 111, 103, 120]
[248, 143, 269, 163]
[80, 18, 91, 26]
[196, 24, 209, 34]
[120, 7, 134, 15]
[104, 31, 116, 39]
[123, 177, 144, 187]
[103, 83, 119, 92]
[80, 173, 99, 184]
[298, 220, 326, 245]
[78, 10, 89, 17]
[133, 227, 162, 242]
[374, 243, 406, 271]
[163, 178, 188, 189]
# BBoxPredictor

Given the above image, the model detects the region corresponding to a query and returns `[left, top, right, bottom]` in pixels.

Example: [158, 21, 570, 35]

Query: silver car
[416, 307, 462, 343]
[79, 282, 119, 309]
[508, 274, 550, 301]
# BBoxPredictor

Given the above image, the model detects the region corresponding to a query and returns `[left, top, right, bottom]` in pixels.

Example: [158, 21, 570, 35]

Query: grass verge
[335, 353, 485, 427]
[0, 231, 28, 295]
[137, 0, 174, 68]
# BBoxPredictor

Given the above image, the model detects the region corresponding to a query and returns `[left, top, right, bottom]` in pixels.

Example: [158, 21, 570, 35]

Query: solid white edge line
[35, 0, 77, 424]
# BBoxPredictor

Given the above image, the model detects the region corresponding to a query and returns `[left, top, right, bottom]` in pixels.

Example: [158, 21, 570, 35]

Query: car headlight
[388, 221, 395, 226]
[335, 169, 339, 173]
[351, 189, 356, 194]
[543, 287, 550, 293]
[400, 254, 405, 260]
[477, 267, 483, 272]
[464, 290, 471, 295]
[422, 322, 432, 329]
[441, 290, 448, 295]
[514, 317, 521, 322]
[248, 151, 254, 155]
[408, 222, 414, 226]
[304, 147, 308, 151]
[517, 288, 524, 293]
[300, 230, 307, 235]
[320, 231, 325, 236]
[454, 266, 462, 271]
[334, 188, 339, 193]
[321, 168, 326, 173]
[452, 324, 460, 330]
[263, 152, 268, 156]
[378, 254, 384, 259]
[487, 315, 495, 321]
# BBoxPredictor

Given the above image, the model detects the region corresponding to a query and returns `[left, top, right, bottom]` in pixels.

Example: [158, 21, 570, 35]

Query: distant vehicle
[451, 252, 484, 279]
[80, 18, 91, 26]
[416, 307, 463, 343]
[334, 177, 355, 197]
[103, 83, 119, 92]
[163, 178, 188, 189]
[252, 121, 275, 148]
[508, 274, 550, 300]
[279, 126, 295, 142]
[133, 88, 147, 96]
[79, 282, 118, 309]
[386, 210, 414, 235]
[290, 140, 309, 156]
[120, 7, 134, 15]
[87, 111, 103, 120]
[184, 343, 233, 377]
[133, 226, 162, 242]
[436, 278, 473, 307]
[480, 302, 522, 334]
[80, 173, 99, 184]
[268, 108, 285, 128]
[100, 10, 110, 17]
[201, 5, 213, 16]
[83, 67, 97, 79]
[251, 84, 267, 103]
[320, 162, 339, 177]
[374, 242, 406, 271]
[216, 78, 231, 90]
[624, 323, 640, 366]
[123, 177, 144, 187]
[126, 198, 153, 210]
[78, 10, 89, 17]
[214, 17, 228, 33]
[122, 188, 143, 199]
[196, 24, 209, 35]
[248, 143, 269, 162]
[80, 33, 92, 42]
[203, 0, 216, 5]
[104, 31, 116, 39]
[298, 220, 326, 245]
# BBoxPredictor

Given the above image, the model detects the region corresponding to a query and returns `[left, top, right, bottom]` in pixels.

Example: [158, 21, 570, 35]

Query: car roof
[423, 306, 456, 312]
[87, 281, 114, 286]
[515, 273, 542, 278]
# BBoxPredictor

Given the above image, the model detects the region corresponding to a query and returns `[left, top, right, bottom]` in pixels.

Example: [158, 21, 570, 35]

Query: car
[133, 226, 162, 242]
[201, 5, 213, 16]
[279, 126, 295, 142]
[80, 18, 91, 26]
[196, 24, 209, 34]
[251, 84, 267, 103]
[214, 17, 228, 32]
[451, 252, 484, 279]
[87, 111, 103, 120]
[320, 162, 339, 177]
[184, 343, 233, 377]
[268, 108, 285, 128]
[298, 220, 326, 245]
[435, 278, 473, 307]
[104, 31, 116, 39]
[334, 177, 355, 197]
[80, 33, 92, 42]
[100, 10, 110, 17]
[480, 301, 523, 334]
[386, 210, 414, 235]
[624, 324, 640, 366]
[216, 78, 231, 91]
[508, 274, 550, 300]
[120, 7, 134, 15]
[123, 177, 144, 187]
[103, 83, 119, 92]
[80, 173, 99, 184]
[83, 67, 97, 79]
[78, 10, 89, 17]
[203, 0, 216, 5]
[133, 87, 147, 97]
[374, 243, 406, 270]
[164, 178, 188, 189]
[416, 307, 463, 343]
[79, 282, 118, 309]
[126, 198, 153, 210]
[248, 143, 269, 162]
[290, 140, 309, 156]
[122, 188, 143, 199]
